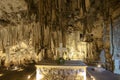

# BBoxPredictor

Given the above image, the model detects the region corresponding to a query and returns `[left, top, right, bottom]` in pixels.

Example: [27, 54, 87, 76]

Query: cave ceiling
[0, 0, 120, 32]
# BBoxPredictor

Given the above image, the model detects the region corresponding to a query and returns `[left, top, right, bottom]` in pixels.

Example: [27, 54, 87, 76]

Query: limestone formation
[0, 0, 120, 72]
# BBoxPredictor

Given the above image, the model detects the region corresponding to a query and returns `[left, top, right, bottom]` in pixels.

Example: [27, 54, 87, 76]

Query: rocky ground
[0, 63, 36, 80]
[0, 63, 120, 80]
[115, 74, 120, 80]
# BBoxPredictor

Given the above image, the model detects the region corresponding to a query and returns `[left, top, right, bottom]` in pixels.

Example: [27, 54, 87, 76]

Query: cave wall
[0, 0, 27, 26]
[113, 17, 120, 59]
[112, 17, 120, 74]
[0, 0, 119, 71]
[65, 23, 104, 62]
[0, 22, 43, 67]
[0, 0, 106, 63]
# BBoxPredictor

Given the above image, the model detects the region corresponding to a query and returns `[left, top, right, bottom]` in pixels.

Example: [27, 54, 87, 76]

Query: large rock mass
[0, 0, 27, 26]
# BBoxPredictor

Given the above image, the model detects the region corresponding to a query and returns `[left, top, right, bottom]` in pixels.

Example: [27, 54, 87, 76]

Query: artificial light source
[0, 73, 4, 77]
[27, 75, 31, 79]
[91, 76, 96, 80]
[14, 66, 18, 70]
[27, 71, 36, 79]
[97, 64, 101, 68]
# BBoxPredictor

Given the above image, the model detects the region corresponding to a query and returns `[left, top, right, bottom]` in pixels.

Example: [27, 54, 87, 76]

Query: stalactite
[39, 0, 44, 49]
[71, 0, 78, 11]
[7, 27, 10, 46]
[2, 40, 5, 53]
[58, 0, 61, 11]
[44, 0, 52, 48]
[48, 0, 53, 49]
[81, 0, 87, 14]
[35, 23, 39, 53]
[32, 23, 36, 48]
[62, 0, 66, 12]
[110, 16, 114, 56]
[56, 0, 59, 9]
[103, 22, 107, 47]
[37, 22, 41, 50]
[85, 0, 90, 11]
[12, 27, 15, 45]
[38, 0, 41, 49]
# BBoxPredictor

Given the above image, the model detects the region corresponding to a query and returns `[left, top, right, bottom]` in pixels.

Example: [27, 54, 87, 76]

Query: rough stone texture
[0, 0, 27, 26]
[0, 22, 42, 67]
[0, 0, 119, 73]
[0, 0, 27, 15]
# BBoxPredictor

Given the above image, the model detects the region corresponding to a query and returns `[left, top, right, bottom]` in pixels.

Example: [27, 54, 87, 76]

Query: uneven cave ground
[0, 61, 120, 80]
[0, 62, 36, 80]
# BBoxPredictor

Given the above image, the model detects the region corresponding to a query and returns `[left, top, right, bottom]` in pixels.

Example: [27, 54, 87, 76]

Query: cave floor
[0, 63, 120, 80]
[0, 63, 36, 80]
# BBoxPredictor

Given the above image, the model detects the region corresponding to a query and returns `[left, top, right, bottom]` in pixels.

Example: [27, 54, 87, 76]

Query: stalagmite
[4, 46, 10, 68]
